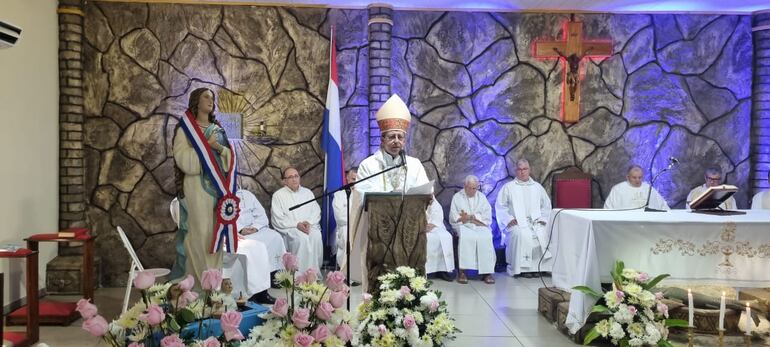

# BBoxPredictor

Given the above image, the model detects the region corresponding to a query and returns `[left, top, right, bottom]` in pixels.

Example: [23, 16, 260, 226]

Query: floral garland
[241, 253, 356, 347]
[356, 267, 460, 347]
[575, 261, 688, 346]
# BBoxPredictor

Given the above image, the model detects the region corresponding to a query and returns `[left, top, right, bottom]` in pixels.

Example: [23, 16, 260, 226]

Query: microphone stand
[643, 162, 675, 212]
[288, 159, 406, 310]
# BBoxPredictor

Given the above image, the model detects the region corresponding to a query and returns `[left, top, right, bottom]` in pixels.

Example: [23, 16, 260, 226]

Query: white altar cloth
[549, 209, 770, 333]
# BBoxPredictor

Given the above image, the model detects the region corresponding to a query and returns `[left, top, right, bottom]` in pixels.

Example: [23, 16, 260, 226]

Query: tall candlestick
[718, 291, 726, 331]
[688, 288, 694, 327]
[745, 303, 752, 335]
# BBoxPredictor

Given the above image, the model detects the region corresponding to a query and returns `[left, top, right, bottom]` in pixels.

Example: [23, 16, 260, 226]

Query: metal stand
[744, 334, 752, 347]
[718, 329, 725, 347]
[687, 326, 694, 347]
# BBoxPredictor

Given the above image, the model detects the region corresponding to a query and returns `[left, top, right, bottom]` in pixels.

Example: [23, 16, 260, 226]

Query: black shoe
[437, 271, 454, 282]
[347, 280, 361, 287]
[270, 271, 281, 289]
[249, 290, 276, 305]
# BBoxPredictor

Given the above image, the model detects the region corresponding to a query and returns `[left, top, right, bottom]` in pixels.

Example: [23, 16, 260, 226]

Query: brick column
[58, 0, 86, 229]
[368, 5, 393, 154]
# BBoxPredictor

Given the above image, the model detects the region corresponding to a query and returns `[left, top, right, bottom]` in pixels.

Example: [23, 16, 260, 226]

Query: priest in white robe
[170, 198, 274, 303]
[450, 175, 495, 284]
[349, 94, 431, 289]
[604, 165, 669, 210]
[752, 172, 770, 209]
[495, 159, 553, 277]
[333, 168, 357, 269]
[686, 166, 736, 210]
[236, 189, 288, 274]
[425, 197, 455, 281]
[270, 167, 323, 272]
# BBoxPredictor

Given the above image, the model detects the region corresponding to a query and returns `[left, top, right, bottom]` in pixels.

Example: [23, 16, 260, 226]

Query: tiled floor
[6, 274, 764, 346]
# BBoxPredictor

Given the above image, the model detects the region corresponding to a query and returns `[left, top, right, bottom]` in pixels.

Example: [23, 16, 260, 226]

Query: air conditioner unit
[0, 20, 22, 48]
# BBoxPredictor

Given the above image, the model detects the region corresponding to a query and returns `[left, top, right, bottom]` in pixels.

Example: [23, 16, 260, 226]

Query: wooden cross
[534, 17, 612, 123]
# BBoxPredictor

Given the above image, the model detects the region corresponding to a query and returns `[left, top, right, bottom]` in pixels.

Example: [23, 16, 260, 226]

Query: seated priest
[426, 197, 456, 282]
[170, 198, 274, 304]
[450, 175, 495, 284]
[495, 159, 553, 278]
[604, 164, 669, 210]
[333, 167, 357, 269]
[752, 171, 770, 210]
[236, 188, 288, 283]
[686, 166, 736, 210]
[270, 167, 323, 273]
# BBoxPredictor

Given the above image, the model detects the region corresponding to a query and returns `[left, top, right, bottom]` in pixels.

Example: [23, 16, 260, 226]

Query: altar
[549, 209, 770, 333]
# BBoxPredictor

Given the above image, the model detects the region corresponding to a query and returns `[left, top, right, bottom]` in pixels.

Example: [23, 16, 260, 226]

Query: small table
[0, 248, 39, 347]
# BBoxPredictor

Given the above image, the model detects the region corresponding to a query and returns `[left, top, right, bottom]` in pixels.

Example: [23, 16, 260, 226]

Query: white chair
[117, 226, 171, 313]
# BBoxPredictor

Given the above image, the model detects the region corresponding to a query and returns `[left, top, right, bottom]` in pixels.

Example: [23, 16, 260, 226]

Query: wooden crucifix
[534, 15, 612, 123]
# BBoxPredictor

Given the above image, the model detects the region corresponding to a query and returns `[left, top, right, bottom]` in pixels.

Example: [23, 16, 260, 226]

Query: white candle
[718, 291, 726, 331]
[746, 303, 752, 335]
[688, 288, 694, 327]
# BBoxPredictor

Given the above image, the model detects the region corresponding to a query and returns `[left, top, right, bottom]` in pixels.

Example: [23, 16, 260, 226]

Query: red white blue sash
[179, 110, 239, 254]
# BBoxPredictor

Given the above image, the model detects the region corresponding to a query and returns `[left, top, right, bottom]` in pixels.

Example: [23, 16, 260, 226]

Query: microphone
[398, 149, 406, 166]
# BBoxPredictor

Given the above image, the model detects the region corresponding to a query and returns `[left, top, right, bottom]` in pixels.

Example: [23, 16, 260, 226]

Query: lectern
[364, 193, 432, 294]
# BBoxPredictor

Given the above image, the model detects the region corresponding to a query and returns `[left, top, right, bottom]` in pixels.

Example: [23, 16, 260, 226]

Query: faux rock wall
[391, 12, 753, 230]
[83, 2, 368, 285]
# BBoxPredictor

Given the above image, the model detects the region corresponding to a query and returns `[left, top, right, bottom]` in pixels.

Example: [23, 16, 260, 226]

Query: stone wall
[81, 3, 752, 285]
[82, 2, 368, 285]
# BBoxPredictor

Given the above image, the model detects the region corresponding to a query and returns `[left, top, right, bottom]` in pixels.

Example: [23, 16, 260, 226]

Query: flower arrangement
[575, 261, 688, 347]
[356, 266, 459, 347]
[77, 268, 244, 347]
[241, 253, 356, 347]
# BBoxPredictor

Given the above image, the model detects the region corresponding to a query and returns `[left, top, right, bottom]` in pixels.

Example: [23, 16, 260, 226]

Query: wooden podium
[364, 193, 432, 294]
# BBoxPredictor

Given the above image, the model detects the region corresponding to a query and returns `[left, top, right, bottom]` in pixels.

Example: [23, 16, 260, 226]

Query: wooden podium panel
[365, 194, 431, 294]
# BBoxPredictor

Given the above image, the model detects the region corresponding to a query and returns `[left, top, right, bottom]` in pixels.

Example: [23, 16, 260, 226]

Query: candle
[688, 288, 694, 327]
[718, 291, 726, 331]
[746, 303, 752, 335]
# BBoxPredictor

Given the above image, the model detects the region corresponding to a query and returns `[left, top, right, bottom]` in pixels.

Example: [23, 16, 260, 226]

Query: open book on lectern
[362, 180, 435, 211]
[689, 184, 738, 210]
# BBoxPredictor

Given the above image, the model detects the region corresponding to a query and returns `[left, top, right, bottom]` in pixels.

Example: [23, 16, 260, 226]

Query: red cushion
[8, 300, 76, 318]
[0, 249, 33, 258]
[3, 331, 29, 347]
[554, 179, 591, 208]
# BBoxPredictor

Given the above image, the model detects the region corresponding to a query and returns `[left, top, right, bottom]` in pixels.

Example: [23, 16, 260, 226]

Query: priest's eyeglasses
[706, 175, 721, 182]
[284, 174, 300, 180]
[384, 133, 406, 142]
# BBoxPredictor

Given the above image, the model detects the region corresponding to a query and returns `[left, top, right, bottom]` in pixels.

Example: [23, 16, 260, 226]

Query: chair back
[552, 167, 592, 208]
[117, 226, 144, 271]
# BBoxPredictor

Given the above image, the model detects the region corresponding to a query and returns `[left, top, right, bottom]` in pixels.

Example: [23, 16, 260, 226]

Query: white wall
[0, 0, 59, 307]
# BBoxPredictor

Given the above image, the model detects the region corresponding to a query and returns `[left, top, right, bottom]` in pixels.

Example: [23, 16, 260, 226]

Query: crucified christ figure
[553, 46, 593, 102]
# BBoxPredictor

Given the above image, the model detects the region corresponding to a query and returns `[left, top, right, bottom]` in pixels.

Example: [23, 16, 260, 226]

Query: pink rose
[325, 271, 346, 291]
[133, 270, 156, 290]
[362, 293, 373, 303]
[628, 306, 637, 316]
[615, 290, 625, 301]
[128, 342, 145, 347]
[329, 290, 347, 308]
[293, 332, 315, 347]
[315, 302, 334, 321]
[139, 304, 166, 325]
[201, 269, 223, 291]
[178, 274, 195, 292]
[400, 285, 411, 297]
[224, 328, 244, 341]
[179, 290, 199, 307]
[403, 314, 416, 330]
[292, 308, 311, 329]
[282, 252, 299, 272]
[655, 291, 664, 300]
[657, 303, 669, 318]
[81, 315, 109, 337]
[637, 272, 650, 282]
[271, 297, 289, 317]
[303, 268, 318, 283]
[429, 300, 439, 312]
[160, 334, 185, 347]
[76, 298, 98, 319]
[335, 322, 354, 342]
[295, 273, 308, 285]
[378, 324, 388, 335]
[202, 337, 220, 347]
[311, 324, 331, 342]
[220, 311, 242, 334]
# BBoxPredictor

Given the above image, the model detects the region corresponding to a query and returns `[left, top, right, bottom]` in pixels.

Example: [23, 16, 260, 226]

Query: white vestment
[604, 181, 670, 210]
[236, 189, 287, 272]
[332, 190, 351, 268]
[349, 149, 430, 289]
[449, 190, 495, 274]
[170, 198, 270, 296]
[686, 185, 736, 210]
[425, 199, 455, 274]
[270, 186, 323, 273]
[495, 178, 553, 276]
[752, 190, 770, 210]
